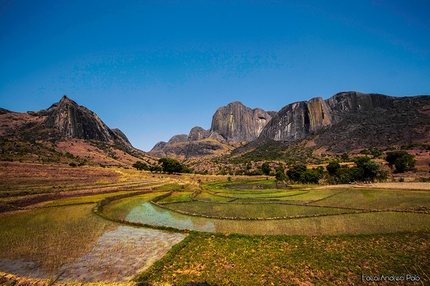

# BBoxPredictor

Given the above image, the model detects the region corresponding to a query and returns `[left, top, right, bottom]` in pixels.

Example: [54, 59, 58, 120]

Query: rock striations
[150, 101, 276, 159]
[2, 95, 132, 148]
[151, 91, 430, 159]
[210, 101, 275, 142]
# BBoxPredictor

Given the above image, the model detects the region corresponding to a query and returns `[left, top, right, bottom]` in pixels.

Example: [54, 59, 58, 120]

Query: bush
[287, 164, 306, 182]
[299, 169, 321, 184]
[326, 161, 340, 175]
[394, 154, 416, 173]
[132, 161, 148, 171]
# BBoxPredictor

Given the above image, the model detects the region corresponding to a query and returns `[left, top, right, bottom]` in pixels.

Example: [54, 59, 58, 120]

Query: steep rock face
[259, 92, 399, 142]
[210, 101, 275, 142]
[188, 126, 209, 142]
[167, 134, 188, 144]
[150, 141, 167, 152]
[38, 96, 121, 143]
[259, 96, 332, 142]
[26, 96, 132, 147]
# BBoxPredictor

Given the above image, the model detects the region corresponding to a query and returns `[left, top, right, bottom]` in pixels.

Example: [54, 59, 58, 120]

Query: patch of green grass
[161, 201, 358, 219]
[154, 184, 184, 191]
[139, 231, 430, 285]
[311, 189, 430, 210]
[193, 191, 233, 202]
[0, 204, 116, 275]
[44, 191, 136, 206]
[157, 192, 193, 204]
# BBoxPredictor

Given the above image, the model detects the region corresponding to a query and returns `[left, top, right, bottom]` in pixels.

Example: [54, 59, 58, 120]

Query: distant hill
[149, 101, 276, 159]
[0, 96, 153, 166]
[151, 91, 430, 162]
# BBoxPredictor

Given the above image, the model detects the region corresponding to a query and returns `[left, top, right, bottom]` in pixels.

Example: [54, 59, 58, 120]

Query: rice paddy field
[0, 174, 429, 285]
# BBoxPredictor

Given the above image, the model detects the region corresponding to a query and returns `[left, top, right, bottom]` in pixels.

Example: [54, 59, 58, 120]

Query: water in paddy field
[125, 202, 430, 236]
[58, 226, 186, 282]
[126, 202, 216, 232]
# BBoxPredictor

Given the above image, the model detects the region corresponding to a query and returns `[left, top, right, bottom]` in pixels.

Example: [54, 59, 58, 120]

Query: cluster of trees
[273, 163, 323, 184]
[326, 156, 385, 184]
[385, 151, 416, 173]
[133, 158, 190, 174]
[132, 161, 162, 172]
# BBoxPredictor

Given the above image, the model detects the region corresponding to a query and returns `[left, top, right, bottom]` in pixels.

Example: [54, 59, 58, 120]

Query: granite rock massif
[150, 101, 276, 159]
[151, 91, 430, 159]
[1, 95, 132, 148]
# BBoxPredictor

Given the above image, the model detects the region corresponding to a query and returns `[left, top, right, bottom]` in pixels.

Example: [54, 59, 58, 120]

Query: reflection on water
[125, 203, 430, 236]
[126, 203, 216, 232]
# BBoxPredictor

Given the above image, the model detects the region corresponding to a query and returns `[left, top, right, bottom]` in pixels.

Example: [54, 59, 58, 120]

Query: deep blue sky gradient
[1, 0, 429, 151]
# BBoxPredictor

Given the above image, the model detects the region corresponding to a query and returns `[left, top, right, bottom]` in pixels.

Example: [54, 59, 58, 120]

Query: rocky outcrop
[259, 92, 399, 143]
[167, 134, 188, 144]
[259, 96, 332, 142]
[3, 95, 133, 148]
[151, 141, 167, 152]
[36, 96, 130, 146]
[188, 126, 210, 142]
[255, 91, 430, 153]
[210, 101, 275, 142]
[150, 101, 275, 158]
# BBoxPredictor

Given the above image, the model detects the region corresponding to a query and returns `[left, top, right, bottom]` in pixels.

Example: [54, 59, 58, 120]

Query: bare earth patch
[58, 226, 186, 283]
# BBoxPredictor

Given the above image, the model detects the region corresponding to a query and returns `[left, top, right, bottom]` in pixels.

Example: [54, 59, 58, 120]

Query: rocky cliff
[1, 95, 132, 148]
[34, 96, 132, 146]
[149, 101, 275, 159]
[210, 101, 275, 142]
[238, 91, 429, 157]
[259, 92, 399, 143]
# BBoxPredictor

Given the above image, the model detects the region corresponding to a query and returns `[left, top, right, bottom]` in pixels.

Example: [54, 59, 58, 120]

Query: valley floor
[0, 163, 429, 285]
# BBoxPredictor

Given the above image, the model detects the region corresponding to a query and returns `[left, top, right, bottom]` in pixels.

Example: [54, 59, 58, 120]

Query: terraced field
[103, 180, 430, 236]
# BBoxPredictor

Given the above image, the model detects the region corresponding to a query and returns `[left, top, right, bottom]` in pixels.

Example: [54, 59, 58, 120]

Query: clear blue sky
[1, 0, 429, 151]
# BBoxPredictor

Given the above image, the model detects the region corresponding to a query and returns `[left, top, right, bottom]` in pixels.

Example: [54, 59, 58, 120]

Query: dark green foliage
[158, 158, 189, 174]
[286, 164, 306, 182]
[385, 151, 416, 173]
[132, 161, 148, 171]
[149, 165, 162, 173]
[299, 169, 321, 184]
[275, 170, 287, 182]
[326, 161, 340, 175]
[354, 156, 379, 181]
[261, 162, 271, 175]
[385, 151, 409, 167]
[330, 156, 383, 183]
[340, 153, 349, 161]
[394, 154, 416, 173]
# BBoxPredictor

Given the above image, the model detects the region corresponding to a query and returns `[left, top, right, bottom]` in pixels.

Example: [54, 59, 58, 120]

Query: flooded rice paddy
[58, 226, 186, 282]
[0, 226, 185, 282]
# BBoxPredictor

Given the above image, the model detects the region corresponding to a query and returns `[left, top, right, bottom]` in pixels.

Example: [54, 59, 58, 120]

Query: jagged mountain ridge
[0, 96, 151, 166]
[150, 101, 276, 159]
[151, 91, 430, 160]
[33, 95, 131, 146]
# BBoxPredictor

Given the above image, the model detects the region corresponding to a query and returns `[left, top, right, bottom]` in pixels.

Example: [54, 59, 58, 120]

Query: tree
[287, 164, 307, 182]
[149, 165, 162, 173]
[261, 162, 271, 176]
[275, 170, 287, 185]
[394, 154, 416, 173]
[299, 169, 320, 184]
[385, 151, 409, 167]
[326, 161, 340, 176]
[158, 158, 183, 174]
[132, 161, 148, 171]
